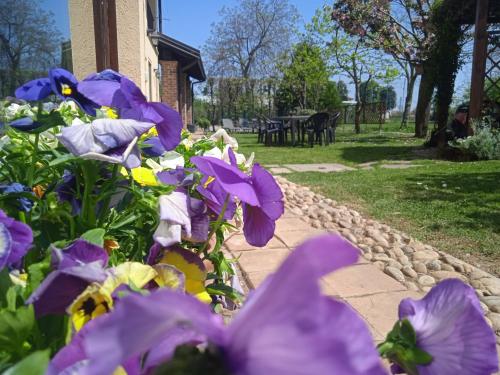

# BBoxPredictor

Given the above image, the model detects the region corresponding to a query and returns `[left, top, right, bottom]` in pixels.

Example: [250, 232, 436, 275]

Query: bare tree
[0, 0, 61, 96]
[205, 0, 299, 79]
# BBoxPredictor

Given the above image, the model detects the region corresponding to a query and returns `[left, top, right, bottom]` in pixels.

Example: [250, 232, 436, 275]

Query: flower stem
[81, 162, 97, 228]
[97, 164, 119, 226]
[198, 194, 230, 256]
[26, 133, 40, 187]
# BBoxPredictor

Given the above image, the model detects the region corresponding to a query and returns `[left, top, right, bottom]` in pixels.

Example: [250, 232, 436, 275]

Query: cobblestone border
[275, 176, 500, 340]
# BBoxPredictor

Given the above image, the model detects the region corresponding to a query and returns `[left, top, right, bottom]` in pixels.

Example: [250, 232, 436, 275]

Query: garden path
[223, 208, 422, 344]
[267, 161, 422, 174]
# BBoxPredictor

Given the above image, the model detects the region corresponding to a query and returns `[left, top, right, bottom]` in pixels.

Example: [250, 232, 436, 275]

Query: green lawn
[233, 123, 500, 274]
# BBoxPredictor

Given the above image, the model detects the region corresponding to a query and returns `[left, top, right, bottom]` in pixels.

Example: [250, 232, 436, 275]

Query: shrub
[450, 126, 500, 160]
[196, 116, 211, 129]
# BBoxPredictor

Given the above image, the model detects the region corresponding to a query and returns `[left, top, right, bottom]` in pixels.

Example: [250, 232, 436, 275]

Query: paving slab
[380, 164, 420, 169]
[284, 163, 356, 173]
[225, 233, 286, 252]
[230, 248, 290, 274]
[274, 227, 325, 248]
[322, 263, 408, 298]
[345, 291, 422, 338]
[269, 167, 293, 174]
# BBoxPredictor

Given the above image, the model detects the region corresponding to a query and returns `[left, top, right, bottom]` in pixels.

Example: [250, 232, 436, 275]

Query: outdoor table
[273, 115, 310, 146]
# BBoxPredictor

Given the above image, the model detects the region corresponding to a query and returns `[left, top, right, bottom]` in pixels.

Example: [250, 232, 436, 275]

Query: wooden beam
[469, 0, 489, 120]
[93, 0, 119, 72]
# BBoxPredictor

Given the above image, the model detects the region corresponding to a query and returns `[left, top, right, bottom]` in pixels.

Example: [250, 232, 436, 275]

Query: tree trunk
[414, 69, 434, 138]
[401, 69, 417, 129]
[354, 81, 361, 134]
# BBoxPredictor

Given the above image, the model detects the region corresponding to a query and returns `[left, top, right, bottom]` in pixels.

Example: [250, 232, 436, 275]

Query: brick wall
[159, 60, 179, 112]
[159, 59, 193, 127]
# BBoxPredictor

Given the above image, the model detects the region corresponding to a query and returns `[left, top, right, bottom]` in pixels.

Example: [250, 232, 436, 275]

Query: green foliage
[2, 350, 50, 375]
[380, 86, 397, 110]
[276, 41, 332, 114]
[319, 81, 342, 112]
[196, 117, 211, 129]
[450, 127, 500, 160]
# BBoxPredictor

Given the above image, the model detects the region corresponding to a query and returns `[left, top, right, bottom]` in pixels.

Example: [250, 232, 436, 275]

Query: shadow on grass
[402, 171, 500, 233]
[340, 145, 421, 163]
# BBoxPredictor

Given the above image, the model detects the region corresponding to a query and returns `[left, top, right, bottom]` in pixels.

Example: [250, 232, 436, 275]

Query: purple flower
[153, 191, 209, 247]
[79, 74, 183, 151]
[8, 117, 42, 132]
[197, 176, 236, 220]
[0, 182, 34, 212]
[50, 235, 386, 375]
[15, 68, 98, 115]
[55, 170, 81, 214]
[58, 118, 154, 168]
[156, 167, 194, 187]
[0, 209, 33, 270]
[242, 163, 284, 247]
[26, 239, 108, 317]
[142, 136, 166, 157]
[192, 150, 284, 247]
[14, 78, 52, 101]
[396, 279, 498, 375]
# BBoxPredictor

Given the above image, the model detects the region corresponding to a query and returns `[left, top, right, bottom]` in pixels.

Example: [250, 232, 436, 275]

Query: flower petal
[191, 156, 259, 206]
[250, 163, 284, 220]
[399, 279, 498, 375]
[242, 203, 275, 247]
[15, 78, 52, 101]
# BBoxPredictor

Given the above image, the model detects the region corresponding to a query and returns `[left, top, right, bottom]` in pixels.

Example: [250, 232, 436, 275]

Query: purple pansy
[55, 170, 82, 214]
[153, 191, 209, 247]
[58, 118, 154, 168]
[0, 209, 33, 270]
[15, 68, 98, 115]
[242, 163, 284, 247]
[79, 74, 183, 151]
[8, 117, 42, 132]
[27, 239, 108, 317]
[157, 167, 194, 187]
[0, 183, 34, 212]
[14, 78, 52, 101]
[191, 150, 283, 247]
[396, 279, 498, 375]
[142, 136, 166, 157]
[197, 176, 236, 220]
[49, 235, 386, 375]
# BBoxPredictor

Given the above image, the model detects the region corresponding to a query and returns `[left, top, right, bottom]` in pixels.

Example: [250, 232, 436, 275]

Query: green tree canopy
[276, 41, 334, 114]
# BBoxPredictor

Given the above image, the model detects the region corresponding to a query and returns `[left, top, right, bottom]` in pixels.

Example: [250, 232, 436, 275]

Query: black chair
[264, 118, 284, 146]
[327, 112, 341, 143]
[303, 113, 330, 147]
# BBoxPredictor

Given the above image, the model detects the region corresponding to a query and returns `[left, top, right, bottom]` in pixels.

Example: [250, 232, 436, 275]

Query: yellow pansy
[101, 262, 158, 295]
[153, 264, 185, 290]
[68, 284, 113, 331]
[159, 249, 211, 303]
[121, 167, 158, 186]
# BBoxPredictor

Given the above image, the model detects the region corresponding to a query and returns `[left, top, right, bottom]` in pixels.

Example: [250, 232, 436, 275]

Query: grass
[232, 122, 500, 274]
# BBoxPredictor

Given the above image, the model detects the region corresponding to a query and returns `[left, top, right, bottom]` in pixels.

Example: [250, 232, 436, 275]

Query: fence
[340, 102, 387, 125]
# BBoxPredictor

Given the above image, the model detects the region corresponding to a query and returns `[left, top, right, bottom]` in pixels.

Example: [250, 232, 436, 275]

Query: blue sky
[41, 0, 470, 109]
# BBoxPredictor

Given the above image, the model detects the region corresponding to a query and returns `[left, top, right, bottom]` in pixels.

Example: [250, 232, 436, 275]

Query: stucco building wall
[68, 0, 160, 101]
[68, 0, 96, 80]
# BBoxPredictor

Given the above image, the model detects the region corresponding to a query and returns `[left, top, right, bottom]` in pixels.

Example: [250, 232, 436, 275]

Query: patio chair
[239, 118, 251, 133]
[327, 112, 341, 144]
[303, 112, 330, 147]
[222, 118, 242, 133]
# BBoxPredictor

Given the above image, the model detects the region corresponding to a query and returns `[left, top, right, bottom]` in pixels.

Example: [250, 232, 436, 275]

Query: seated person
[450, 105, 468, 139]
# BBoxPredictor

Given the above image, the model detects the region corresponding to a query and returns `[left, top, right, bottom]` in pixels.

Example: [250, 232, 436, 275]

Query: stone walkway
[224, 208, 421, 344]
[268, 161, 423, 174]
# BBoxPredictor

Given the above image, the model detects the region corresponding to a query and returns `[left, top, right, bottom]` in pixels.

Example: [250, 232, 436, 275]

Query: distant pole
[469, 0, 489, 123]
[158, 0, 163, 33]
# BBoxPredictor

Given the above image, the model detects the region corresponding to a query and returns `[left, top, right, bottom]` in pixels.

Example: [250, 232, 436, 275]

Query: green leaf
[0, 305, 35, 357]
[410, 347, 434, 366]
[3, 350, 50, 375]
[81, 228, 106, 247]
[400, 319, 417, 345]
[206, 283, 243, 304]
[24, 258, 51, 299]
[0, 269, 13, 308]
